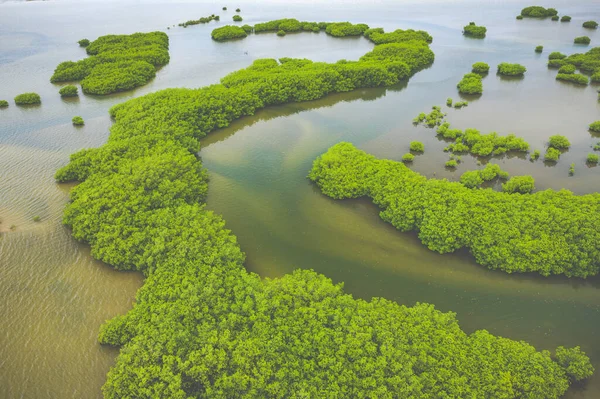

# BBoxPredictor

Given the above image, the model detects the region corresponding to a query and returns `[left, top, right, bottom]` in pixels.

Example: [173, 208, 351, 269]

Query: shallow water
[1, 0, 599, 397]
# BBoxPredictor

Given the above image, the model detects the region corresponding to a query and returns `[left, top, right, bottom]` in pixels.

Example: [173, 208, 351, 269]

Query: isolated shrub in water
[277, 30, 286, 37]
[574, 36, 591, 45]
[497, 63, 526, 76]
[582, 21, 598, 29]
[516, 15, 523, 20]
[530, 149, 540, 160]
[446, 98, 453, 106]
[211, 25, 247, 41]
[472, 62, 489, 73]
[457, 73, 483, 94]
[72, 116, 84, 125]
[520, 6, 558, 18]
[548, 135, 570, 149]
[463, 23, 486, 38]
[0, 100, 8, 108]
[535, 45, 543, 53]
[502, 175, 535, 194]
[233, 15, 243, 22]
[402, 153, 415, 162]
[14, 92, 41, 105]
[446, 159, 458, 168]
[236, 8, 240, 12]
[561, 16, 571, 22]
[556, 73, 589, 85]
[589, 121, 600, 132]
[410, 141, 425, 152]
[59, 85, 78, 97]
[78, 38, 90, 47]
[551, 16, 559, 21]
[587, 153, 599, 164]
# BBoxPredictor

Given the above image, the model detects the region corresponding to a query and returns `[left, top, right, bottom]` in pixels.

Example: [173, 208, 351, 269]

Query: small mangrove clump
[457, 73, 483, 94]
[548, 135, 570, 149]
[59, 85, 79, 97]
[520, 6, 558, 18]
[558, 64, 576, 74]
[556, 73, 589, 85]
[241, 24, 253, 33]
[325, 22, 369, 37]
[561, 16, 571, 22]
[574, 36, 591, 45]
[454, 100, 468, 108]
[569, 163, 575, 175]
[548, 52, 566, 60]
[460, 163, 509, 188]
[410, 141, 425, 152]
[516, 15, 524, 20]
[551, 16, 559, 21]
[72, 116, 84, 125]
[0, 100, 8, 108]
[589, 121, 600, 132]
[545, 147, 561, 162]
[236, 8, 240, 12]
[582, 21, 598, 29]
[14, 92, 41, 105]
[413, 106, 446, 127]
[179, 15, 219, 27]
[277, 30, 286, 37]
[222, 6, 227, 10]
[497, 62, 526, 76]
[445, 158, 458, 168]
[502, 175, 535, 194]
[402, 153, 415, 162]
[587, 154, 599, 164]
[535, 45, 543, 53]
[446, 98, 453, 107]
[211, 25, 247, 41]
[530, 149, 541, 160]
[471, 62, 489, 74]
[463, 22, 486, 38]
[78, 38, 90, 47]
[233, 15, 243, 22]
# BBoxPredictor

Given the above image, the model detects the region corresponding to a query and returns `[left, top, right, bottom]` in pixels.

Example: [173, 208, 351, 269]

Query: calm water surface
[1, 0, 599, 397]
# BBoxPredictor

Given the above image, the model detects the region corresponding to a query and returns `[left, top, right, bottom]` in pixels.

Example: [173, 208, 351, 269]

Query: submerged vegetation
[14, 92, 41, 105]
[51, 32, 169, 95]
[211, 25, 248, 41]
[59, 85, 78, 97]
[497, 62, 526, 76]
[310, 143, 600, 278]
[457, 72, 483, 94]
[178, 14, 219, 27]
[520, 6, 558, 18]
[463, 22, 487, 38]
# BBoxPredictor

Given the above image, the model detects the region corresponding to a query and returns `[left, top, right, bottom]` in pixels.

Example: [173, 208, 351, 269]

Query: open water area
[1, 0, 599, 397]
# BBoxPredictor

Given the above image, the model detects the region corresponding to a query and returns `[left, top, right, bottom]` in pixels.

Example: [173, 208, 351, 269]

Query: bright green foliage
[545, 147, 561, 161]
[558, 64, 576, 74]
[472, 62, 489, 73]
[520, 6, 558, 18]
[81, 60, 156, 94]
[555, 347, 595, 381]
[569, 163, 575, 175]
[535, 45, 543, 53]
[51, 32, 168, 95]
[276, 30, 286, 37]
[0, 100, 8, 108]
[445, 159, 458, 168]
[178, 14, 218, 27]
[325, 22, 369, 37]
[254, 18, 302, 32]
[365, 28, 432, 44]
[211, 25, 248, 41]
[548, 59, 566, 68]
[556, 73, 589, 85]
[589, 121, 600, 132]
[457, 73, 483, 94]
[497, 63, 526, 76]
[531, 149, 541, 160]
[549, 52, 567, 60]
[72, 116, 84, 125]
[561, 16, 571, 22]
[14, 92, 41, 105]
[574, 36, 591, 45]
[548, 135, 570, 149]
[409, 141, 424, 152]
[437, 123, 529, 156]
[78, 38, 90, 47]
[233, 14, 242, 22]
[460, 170, 484, 188]
[446, 97, 453, 106]
[460, 163, 508, 188]
[59, 85, 78, 97]
[587, 153, 599, 164]
[241, 24, 253, 33]
[463, 22, 487, 38]
[583, 21, 598, 29]
[551, 47, 600, 79]
[55, 30, 591, 398]
[413, 106, 445, 127]
[454, 100, 468, 108]
[310, 143, 600, 278]
[502, 175, 535, 194]
[402, 153, 414, 162]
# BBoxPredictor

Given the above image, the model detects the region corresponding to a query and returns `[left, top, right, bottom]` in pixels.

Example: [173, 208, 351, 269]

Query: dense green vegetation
[569, 163, 575, 176]
[463, 22, 486, 38]
[310, 143, 600, 278]
[549, 51, 567, 60]
[401, 153, 414, 162]
[409, 141, 424, 152]
[545, 147, 561, 161]
[364, 28, 432, 44]
[460, 163, 508, 188]
[502, 175, 535, 194]
[178, 14, 219, 27]
[548, 135, 571, 149]
[277, 30, 286, 37]
[51, 32, 169, 95]
[587, 153, 599, 164]
[325, 22, 369, 37]
[520, 6, 558, 18]
[454, 100, 468, 108]
[497, 62, 526, 76]
[0, 100, 8, 108]
[241, 24, 253, 33]
[471, 62, 489, 73]
[590, 121, 600, 132]
[558, 64, 576, 74]
[561, 16, 571, 22]
[446, 97, 453, 106]
[233, 14, 242, 22]
[535, 45, 543, 53]
[551, 15, 559, 21]
[547, 47, 600, 83]
[14, 92, 41, 105]
[457, 72, 483, 94]
[254, 18, 303, 32]
[78, 38, 90, 47]
[72, 116, 84, 125]
[583, 20, 598, 29]
[59, 85, 78, 97]
[55, 27, 596, 396]
[211, 25, 248, 41]
[574, 36, 591, 45]
[530, 149, 541, 160]
[556, 73, 589, 85]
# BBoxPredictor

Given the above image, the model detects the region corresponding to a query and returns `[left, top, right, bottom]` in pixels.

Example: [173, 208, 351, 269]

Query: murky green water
[1, 0, 599, 397]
